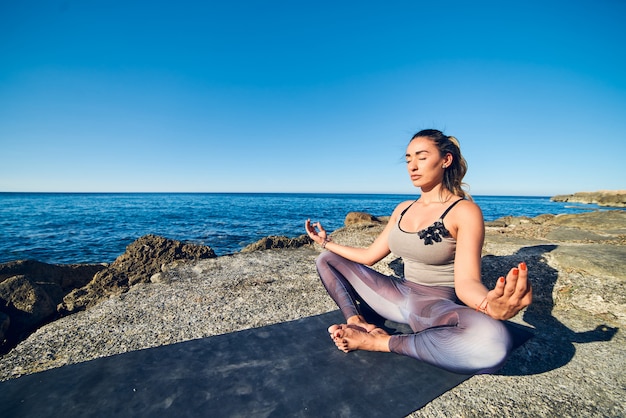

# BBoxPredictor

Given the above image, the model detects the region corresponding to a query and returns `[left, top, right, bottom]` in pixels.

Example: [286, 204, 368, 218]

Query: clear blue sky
[1, 0, 625, 195]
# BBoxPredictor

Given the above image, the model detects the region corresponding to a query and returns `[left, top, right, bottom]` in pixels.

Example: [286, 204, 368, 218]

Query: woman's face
[405, 136, 450, 189]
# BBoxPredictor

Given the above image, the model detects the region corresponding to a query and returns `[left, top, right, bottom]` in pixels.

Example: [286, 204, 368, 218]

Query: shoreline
[2, 209, 625, 350]
[1, 209, 624, 416]
[2, 193, 620, 266]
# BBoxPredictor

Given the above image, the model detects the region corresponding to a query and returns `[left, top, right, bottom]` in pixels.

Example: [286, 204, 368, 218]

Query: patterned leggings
[316, 251, 513, 374]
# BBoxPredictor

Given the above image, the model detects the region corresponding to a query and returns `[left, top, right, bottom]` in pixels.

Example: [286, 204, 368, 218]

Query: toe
[328, 324, 341, 334]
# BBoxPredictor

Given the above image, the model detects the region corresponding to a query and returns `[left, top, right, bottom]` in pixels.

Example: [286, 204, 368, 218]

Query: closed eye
[406, 150, 429, 163]
[406, 157, 427, 163]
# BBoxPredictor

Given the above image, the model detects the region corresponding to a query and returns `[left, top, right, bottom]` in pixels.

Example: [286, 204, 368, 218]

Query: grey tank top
[388, 199, 463, 287]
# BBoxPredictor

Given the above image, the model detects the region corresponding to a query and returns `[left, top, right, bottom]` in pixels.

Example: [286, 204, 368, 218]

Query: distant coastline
[551, 190, 625, 208]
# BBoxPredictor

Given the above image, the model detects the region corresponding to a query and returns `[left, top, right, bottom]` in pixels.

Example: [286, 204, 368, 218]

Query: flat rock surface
[1, 210, 624, 417]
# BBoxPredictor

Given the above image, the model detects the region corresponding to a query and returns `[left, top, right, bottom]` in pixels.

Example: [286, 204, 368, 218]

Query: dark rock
[0, 260, 105, 350]
[0, 312, 8, 343]
[344, 212, 382, 226]
[0, 260, 105, 290]
[240, 234, 312, 252]
[0, 276, 56, 342]
[60, 235, 216, 314]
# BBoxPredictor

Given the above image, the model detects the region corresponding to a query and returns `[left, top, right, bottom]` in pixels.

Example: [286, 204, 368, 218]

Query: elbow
[362, 250, 390, 267]
[362, 257, 380, 267]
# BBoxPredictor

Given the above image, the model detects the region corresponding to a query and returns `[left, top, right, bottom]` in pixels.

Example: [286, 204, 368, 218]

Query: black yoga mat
[0, 310, 532, 417]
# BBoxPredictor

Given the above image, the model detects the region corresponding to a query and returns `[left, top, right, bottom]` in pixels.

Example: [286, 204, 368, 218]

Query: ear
[443, 153, 453, 166]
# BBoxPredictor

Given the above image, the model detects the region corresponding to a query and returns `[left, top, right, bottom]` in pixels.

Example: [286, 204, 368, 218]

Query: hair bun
[447, 135, 461, 149]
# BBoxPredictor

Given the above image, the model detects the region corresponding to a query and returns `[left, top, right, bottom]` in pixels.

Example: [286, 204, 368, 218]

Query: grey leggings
[316, 251, 513, 374]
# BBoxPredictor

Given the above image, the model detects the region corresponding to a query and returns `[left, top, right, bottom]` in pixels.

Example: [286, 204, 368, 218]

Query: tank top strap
[439, 198, 464, 220]
[399, 199, 418, 217]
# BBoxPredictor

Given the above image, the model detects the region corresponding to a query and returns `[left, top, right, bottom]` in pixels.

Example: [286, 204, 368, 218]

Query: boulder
[59, 235, 216, 314]
[240, 234, 312, 252]
[0, 275, 56, 341]
[0, 260, 105, 290]
[344, 211, 382, 226]
[0, 260, 105, 350]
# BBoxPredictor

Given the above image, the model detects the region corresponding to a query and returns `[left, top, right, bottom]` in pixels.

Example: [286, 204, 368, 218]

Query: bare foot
[344, 315, 382, 334]
[369, 327, 389, 336]
[328, 324, 391, 353]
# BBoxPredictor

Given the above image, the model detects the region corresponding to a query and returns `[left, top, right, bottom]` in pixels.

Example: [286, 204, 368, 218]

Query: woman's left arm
[452, 202, 532, 320]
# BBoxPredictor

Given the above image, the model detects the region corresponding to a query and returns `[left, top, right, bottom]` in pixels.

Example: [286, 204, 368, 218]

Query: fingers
[305, 219, 319, 234]
[507, 262, 530, 296]
[305, 219, 320, 229]
[517, 262, 532, 305]
[500, 262, 532, 309]
[491, 262, 530, 299]
[487, 262, 532, 320]
[492, 276, 506, 297]
[502, 262, 530, 295]
[305, 220, 330, 245]
[516, 262, 530, 293]
[503, 267, 519, 295]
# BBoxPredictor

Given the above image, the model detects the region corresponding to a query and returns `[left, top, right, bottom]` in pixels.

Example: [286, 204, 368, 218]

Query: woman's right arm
[305, 201, 411, 266]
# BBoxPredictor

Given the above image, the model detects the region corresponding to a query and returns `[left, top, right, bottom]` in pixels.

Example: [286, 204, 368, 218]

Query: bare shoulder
[393, 199, 415, 215]
[453, 199, 483, 218]
[388, 200, 415, 223]
[446, 199, 484, 235]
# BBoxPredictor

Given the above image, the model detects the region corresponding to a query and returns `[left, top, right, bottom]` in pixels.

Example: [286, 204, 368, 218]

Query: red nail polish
[499, 277, 505, 283]
[520, 262, 527, 271]
[512, 268, 519, 275]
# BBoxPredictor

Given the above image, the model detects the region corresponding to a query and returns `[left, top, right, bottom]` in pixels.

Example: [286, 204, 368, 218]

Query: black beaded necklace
[399, 199, 464, 245]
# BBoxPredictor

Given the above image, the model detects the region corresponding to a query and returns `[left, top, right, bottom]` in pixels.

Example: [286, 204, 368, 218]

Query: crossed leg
[328, 323, 391, 353]
[316, 251, 513, 374]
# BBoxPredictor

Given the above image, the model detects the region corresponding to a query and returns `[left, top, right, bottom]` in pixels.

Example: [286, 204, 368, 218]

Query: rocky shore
[1, 209, 624, 417]
[551, 190, 626, 207]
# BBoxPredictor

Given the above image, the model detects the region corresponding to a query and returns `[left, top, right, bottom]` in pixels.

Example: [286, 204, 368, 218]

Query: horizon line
[0, 191, 559, 197]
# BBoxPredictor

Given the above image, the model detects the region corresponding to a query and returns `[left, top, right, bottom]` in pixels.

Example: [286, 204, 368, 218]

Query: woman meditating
[305, 129, 532, 374]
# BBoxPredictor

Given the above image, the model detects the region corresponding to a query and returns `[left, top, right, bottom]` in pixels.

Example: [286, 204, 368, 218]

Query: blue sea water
[0, 193, 610, 264]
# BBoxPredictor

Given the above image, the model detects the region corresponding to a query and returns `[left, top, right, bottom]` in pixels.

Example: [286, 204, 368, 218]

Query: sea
[0, 193, 610, 265]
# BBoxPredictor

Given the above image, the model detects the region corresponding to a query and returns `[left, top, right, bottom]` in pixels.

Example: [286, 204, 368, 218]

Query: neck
[418, 186, 454, 204]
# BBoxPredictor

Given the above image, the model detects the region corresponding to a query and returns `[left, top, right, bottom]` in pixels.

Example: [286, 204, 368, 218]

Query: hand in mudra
[305, 219, 328, 245]
[486, 262, 533, 320]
